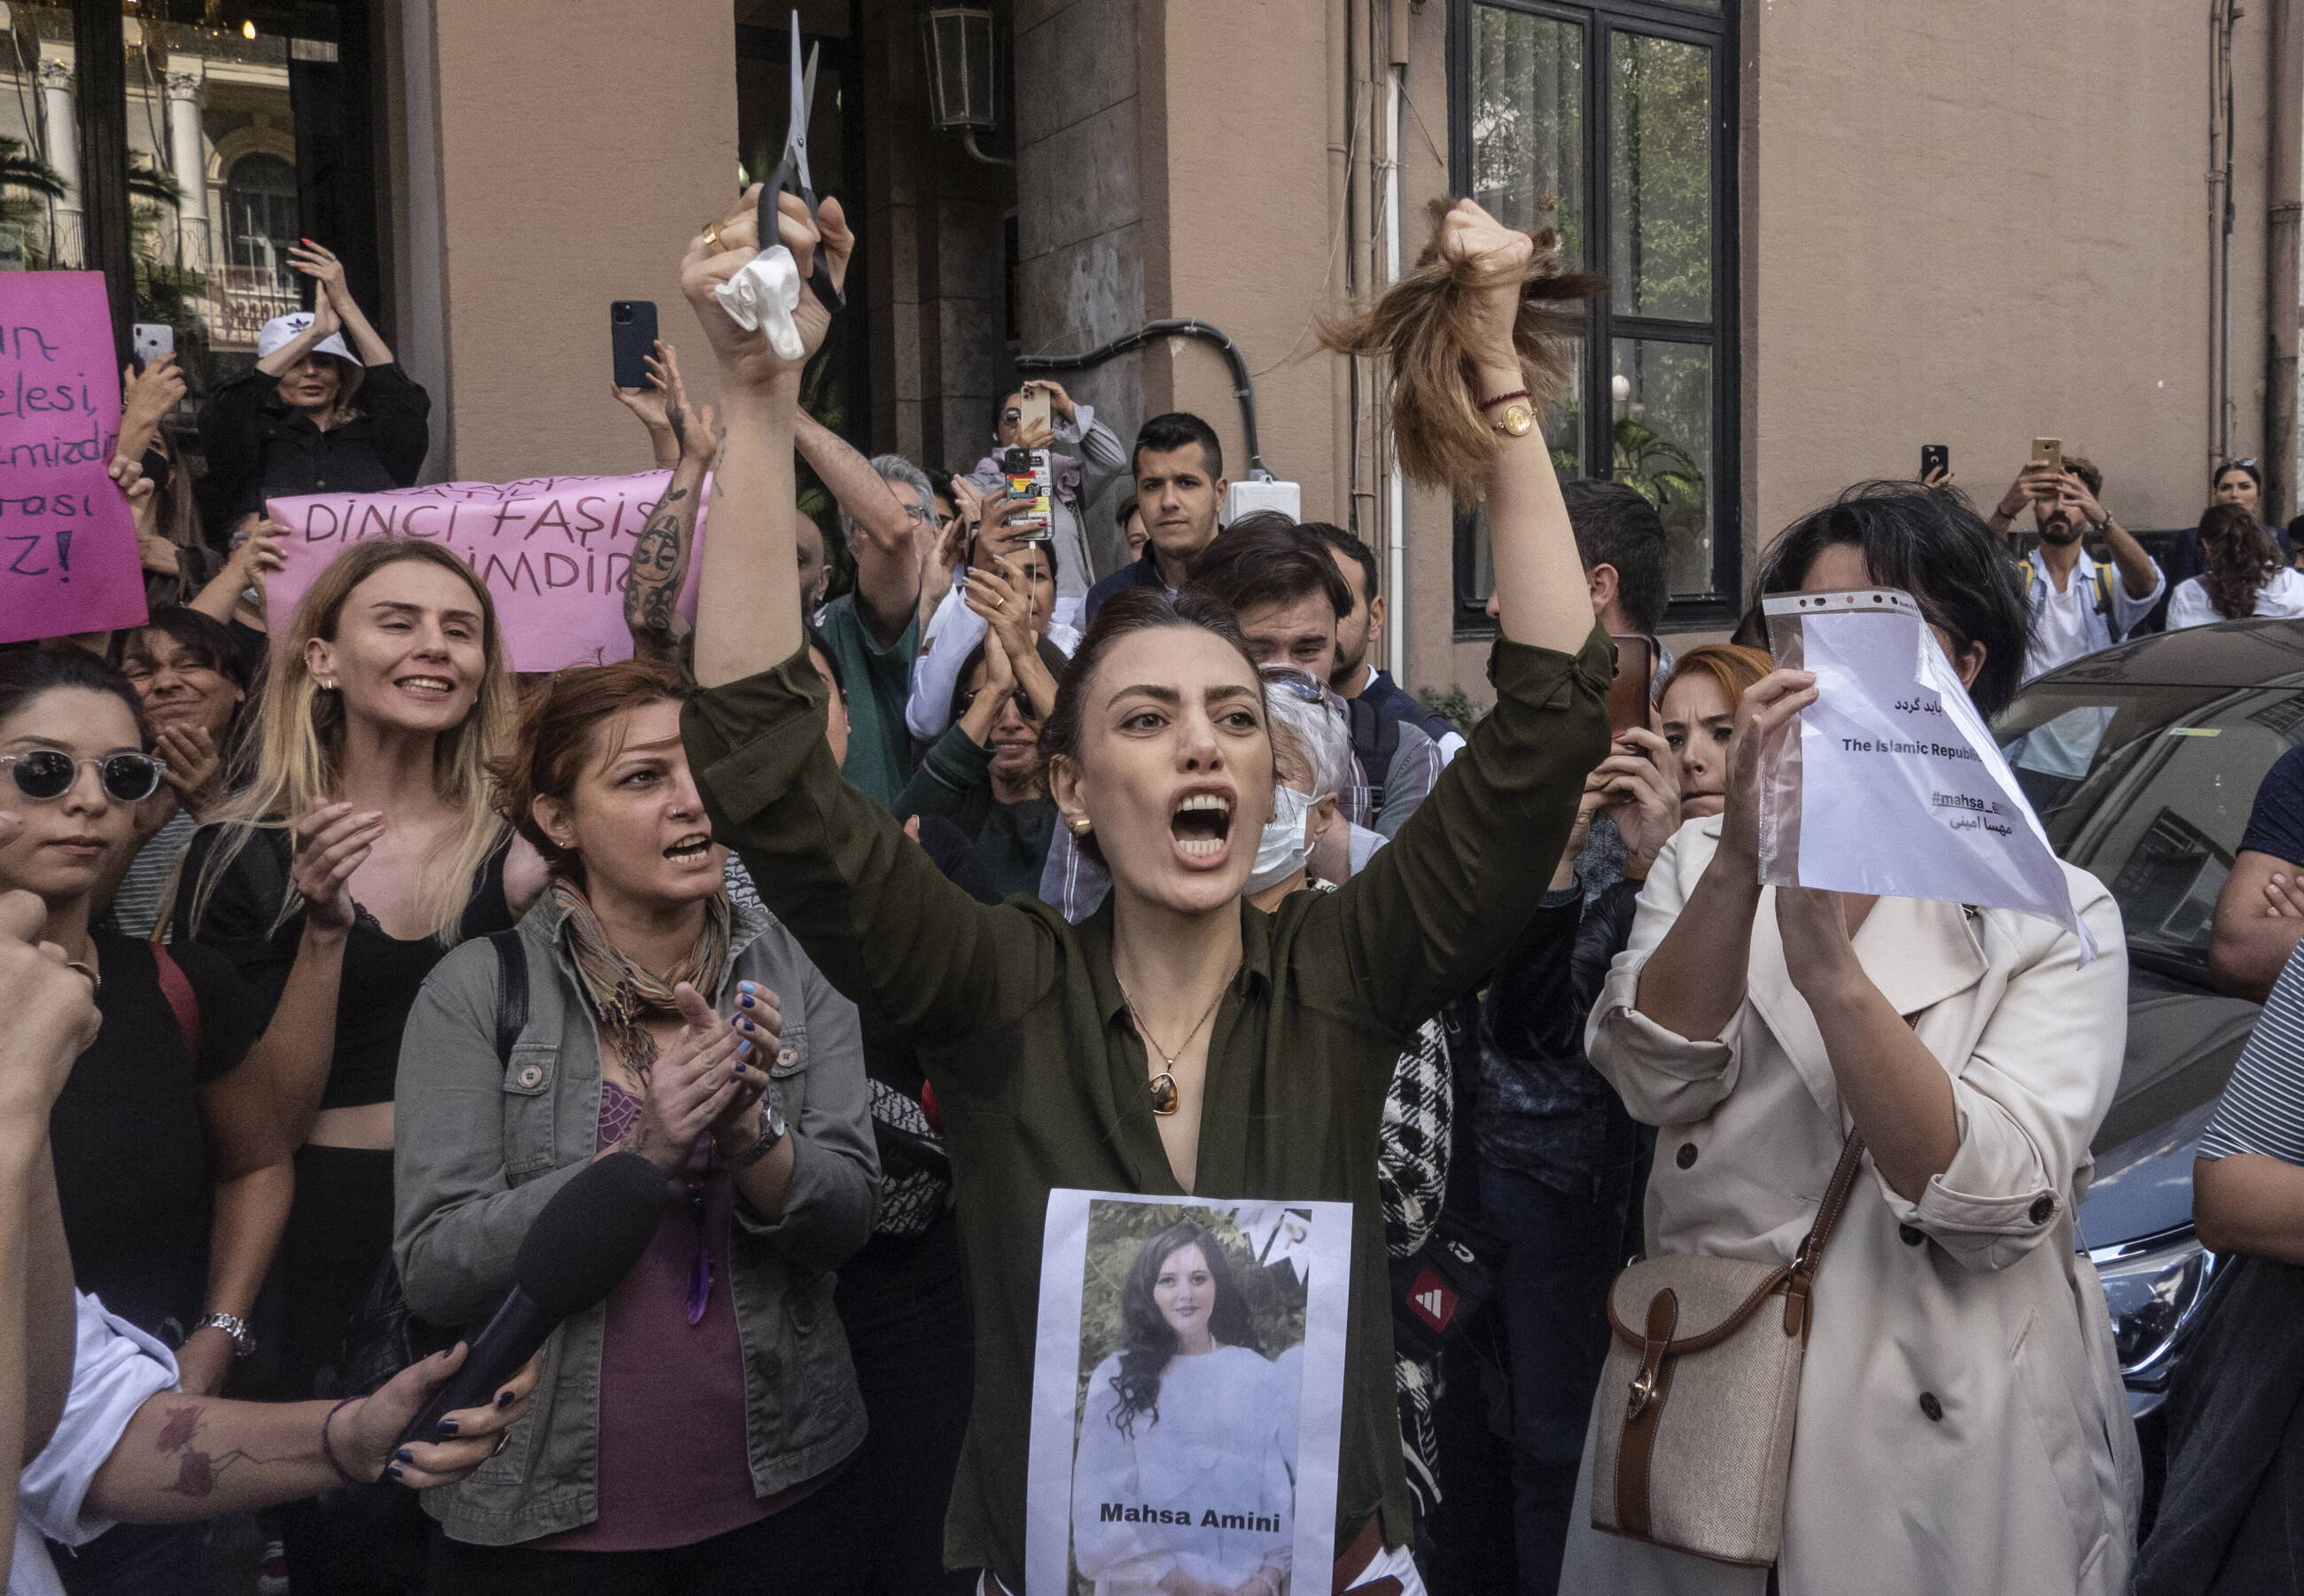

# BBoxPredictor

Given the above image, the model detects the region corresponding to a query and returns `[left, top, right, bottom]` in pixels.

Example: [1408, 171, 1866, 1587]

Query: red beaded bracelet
[320, 1395, 366, 1489]
[1478, 388, 1531, 411]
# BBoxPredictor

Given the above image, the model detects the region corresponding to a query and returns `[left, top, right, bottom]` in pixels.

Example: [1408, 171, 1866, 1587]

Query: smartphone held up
[1001, 382, 1055, 543]
[610, 300, 659, 390]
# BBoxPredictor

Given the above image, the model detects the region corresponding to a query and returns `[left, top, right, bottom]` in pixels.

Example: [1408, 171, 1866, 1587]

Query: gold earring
[1070, 818, 1091, 837]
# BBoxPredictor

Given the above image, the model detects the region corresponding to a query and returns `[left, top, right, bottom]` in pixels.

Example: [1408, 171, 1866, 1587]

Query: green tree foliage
[1609, 35, 1712, 323]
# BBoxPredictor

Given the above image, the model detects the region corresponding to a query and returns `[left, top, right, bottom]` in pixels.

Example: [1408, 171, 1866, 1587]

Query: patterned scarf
[551, 880, 731, 1078]
[552, 879, 733, 1325]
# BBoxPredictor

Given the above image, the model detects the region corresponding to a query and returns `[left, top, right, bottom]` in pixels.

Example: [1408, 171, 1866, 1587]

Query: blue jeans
[1480, 1158, 1640, 1596]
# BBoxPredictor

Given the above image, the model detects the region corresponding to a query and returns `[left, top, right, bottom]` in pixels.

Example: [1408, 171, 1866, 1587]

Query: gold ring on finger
[702, 222, 724, 253]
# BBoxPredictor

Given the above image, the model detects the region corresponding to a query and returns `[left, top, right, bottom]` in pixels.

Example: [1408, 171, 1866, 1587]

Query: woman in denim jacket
[391, 658, 878, 1594]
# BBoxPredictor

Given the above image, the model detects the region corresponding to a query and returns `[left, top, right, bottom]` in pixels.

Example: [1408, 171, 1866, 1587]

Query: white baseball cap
[256, 311, 360, 365]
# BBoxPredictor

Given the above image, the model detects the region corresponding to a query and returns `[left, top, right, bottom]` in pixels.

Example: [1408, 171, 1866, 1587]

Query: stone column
[164, 69, 207, 271]
[36, 58, 80, 265]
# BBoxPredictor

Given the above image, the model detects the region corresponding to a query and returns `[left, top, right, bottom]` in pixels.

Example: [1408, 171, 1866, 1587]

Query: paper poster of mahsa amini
[1024, 1191, 1352, 1596]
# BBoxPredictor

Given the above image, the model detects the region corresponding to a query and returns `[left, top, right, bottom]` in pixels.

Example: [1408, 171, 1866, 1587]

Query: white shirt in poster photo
[1026, 1190, 1354, 1596]
[1071, 1343, 1294, 1593]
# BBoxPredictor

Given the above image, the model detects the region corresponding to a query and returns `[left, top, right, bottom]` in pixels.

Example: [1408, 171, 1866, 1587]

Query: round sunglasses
[1, 750, 167, 805]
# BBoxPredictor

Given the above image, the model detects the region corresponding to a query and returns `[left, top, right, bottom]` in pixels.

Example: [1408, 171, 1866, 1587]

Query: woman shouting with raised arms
[675, 188, 1607, 1594]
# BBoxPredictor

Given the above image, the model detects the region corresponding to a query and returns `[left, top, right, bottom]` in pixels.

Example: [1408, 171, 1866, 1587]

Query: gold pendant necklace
[1118, 973, 1233, 1117]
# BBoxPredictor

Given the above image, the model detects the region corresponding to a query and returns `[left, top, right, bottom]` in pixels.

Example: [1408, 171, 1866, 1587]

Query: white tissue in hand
[712, 245, 805, 361]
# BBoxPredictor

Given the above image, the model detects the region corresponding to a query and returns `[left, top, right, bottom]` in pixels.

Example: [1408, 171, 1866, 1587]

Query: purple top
[533, 1080, 771, 1552]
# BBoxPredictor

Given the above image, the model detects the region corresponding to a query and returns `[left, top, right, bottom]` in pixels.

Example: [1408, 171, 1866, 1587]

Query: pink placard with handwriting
[0, 272, 144, 644]
[263, 471, 707, 673]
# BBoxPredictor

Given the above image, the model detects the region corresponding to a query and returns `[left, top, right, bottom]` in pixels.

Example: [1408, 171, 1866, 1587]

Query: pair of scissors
[759, 9, 845, 315]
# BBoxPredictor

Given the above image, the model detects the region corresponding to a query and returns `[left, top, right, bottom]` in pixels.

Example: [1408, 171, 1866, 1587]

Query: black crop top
[172, 824, 516, 1110]
[51, 933, 259, 1340]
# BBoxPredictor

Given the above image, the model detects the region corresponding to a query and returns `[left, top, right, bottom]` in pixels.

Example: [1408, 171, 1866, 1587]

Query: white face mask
[1244, 785, 1315, 896]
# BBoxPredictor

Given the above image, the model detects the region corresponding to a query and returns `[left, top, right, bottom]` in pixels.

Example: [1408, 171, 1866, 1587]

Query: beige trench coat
[1559, 818, 2142, 1596]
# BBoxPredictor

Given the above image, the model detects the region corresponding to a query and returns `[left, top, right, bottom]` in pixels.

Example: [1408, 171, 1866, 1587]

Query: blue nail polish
[387, 1463, 405, 1482]
[394, 1448, 414, 1463]
[434, 1418, 459, 1437]
[738, 981, 756, 993]
[740, 993, 755, 1008]
[735, 1060, 747, 1074]
[740, 1016, 755, 1033]
[736, 1038, 752, 1055]
[495, 1390, 516, 1409]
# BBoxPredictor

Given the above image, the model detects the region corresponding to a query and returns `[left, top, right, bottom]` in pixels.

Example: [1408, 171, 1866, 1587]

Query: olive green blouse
[681, 625, 1610, 1585]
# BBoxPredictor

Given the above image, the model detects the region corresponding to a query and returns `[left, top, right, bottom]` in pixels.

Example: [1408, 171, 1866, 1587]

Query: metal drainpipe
[2267, 0, 2301, 519]
[1384, 58, 1407, 680]
[2210, 1, 2227, 480]
[2212, 3, 2230, 467]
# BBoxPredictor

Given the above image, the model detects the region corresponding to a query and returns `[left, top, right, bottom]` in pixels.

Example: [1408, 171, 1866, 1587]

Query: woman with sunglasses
[173, 540, 542, 1592]
[0, 646, 294, 1596]
[899, 625, 1069, 899]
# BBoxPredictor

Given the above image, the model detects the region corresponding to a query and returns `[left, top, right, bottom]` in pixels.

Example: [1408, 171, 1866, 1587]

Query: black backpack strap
[489, 928, 530, 1066]
[1349, 694, 1402, 813]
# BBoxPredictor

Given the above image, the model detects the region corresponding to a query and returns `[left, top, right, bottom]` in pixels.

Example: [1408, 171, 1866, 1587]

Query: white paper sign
[1025, 1189, 1354, 1596]
[1761, 589, 2092, 957]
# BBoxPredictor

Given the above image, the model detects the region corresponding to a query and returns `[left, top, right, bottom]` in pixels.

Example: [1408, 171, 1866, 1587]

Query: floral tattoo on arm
[152, 1404, 280, 1498]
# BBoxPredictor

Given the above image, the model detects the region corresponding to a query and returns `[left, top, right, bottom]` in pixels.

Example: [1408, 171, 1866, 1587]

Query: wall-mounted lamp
[921, 6, 1009, 167]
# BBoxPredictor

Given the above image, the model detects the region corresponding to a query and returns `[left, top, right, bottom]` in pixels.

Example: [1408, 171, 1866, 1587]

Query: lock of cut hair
[1319, 198, 1604, 502]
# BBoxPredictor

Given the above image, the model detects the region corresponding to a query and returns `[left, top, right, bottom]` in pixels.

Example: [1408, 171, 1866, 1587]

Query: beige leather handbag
[1589, 1131, 1866, 1568]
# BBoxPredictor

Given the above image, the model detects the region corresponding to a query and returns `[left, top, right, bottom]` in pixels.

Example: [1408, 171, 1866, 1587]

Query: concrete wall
[857, 0, 1012, 469]
[390, 0, 738, 483]
[1743, 2, 2269, 555]
[1412, 0, 2277, 704]
[1136, 0, 1349, 522]
[1016, 0, 1146, 565]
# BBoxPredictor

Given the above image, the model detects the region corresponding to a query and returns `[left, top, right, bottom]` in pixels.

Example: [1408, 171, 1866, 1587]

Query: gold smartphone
[2031, 436, 2064, 476]
[1019, 384, 1052, 439]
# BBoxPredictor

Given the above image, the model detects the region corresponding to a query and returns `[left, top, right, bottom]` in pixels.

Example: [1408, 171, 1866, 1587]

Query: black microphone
[394, 1149, 666, 1451]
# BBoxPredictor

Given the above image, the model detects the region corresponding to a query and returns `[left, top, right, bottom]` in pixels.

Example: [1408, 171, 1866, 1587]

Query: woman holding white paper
[1564, 485, 2139, 1596]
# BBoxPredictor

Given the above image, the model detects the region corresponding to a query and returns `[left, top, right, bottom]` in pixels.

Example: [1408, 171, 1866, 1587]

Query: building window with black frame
[1452, 0, 1737, 632]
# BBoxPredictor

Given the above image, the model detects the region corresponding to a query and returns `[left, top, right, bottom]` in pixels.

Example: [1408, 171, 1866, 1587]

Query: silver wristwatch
[192, 1312, 257, 1359]
[729, 1101, 790, 1169]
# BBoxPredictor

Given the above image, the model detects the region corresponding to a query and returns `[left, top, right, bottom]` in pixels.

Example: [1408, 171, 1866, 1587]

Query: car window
[1998, 681, 2304, 980]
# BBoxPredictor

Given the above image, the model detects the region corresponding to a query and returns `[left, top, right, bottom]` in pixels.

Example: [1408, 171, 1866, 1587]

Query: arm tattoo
[152, 1404, 282, 1499]
[625, 485, 693, 658]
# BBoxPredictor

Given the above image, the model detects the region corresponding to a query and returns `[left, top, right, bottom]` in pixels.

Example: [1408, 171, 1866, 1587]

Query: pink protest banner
[262, 472, 707, 672]
[0, 272, 144, 644]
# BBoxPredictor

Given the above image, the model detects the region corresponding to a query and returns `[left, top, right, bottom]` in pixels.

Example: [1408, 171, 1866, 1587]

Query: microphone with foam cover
[395, 1149, 667, 1451]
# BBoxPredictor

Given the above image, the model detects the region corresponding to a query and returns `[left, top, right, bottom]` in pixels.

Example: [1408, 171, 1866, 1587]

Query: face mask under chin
[1243, 785, 1315, 896]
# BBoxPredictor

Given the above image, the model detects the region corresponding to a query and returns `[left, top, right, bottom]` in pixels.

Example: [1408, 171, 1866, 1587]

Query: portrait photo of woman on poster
[1070, 1216, 1297, 1596]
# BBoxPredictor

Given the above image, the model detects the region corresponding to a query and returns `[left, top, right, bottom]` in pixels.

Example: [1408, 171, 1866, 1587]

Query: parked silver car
[1996, 619, 2304, 1489]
